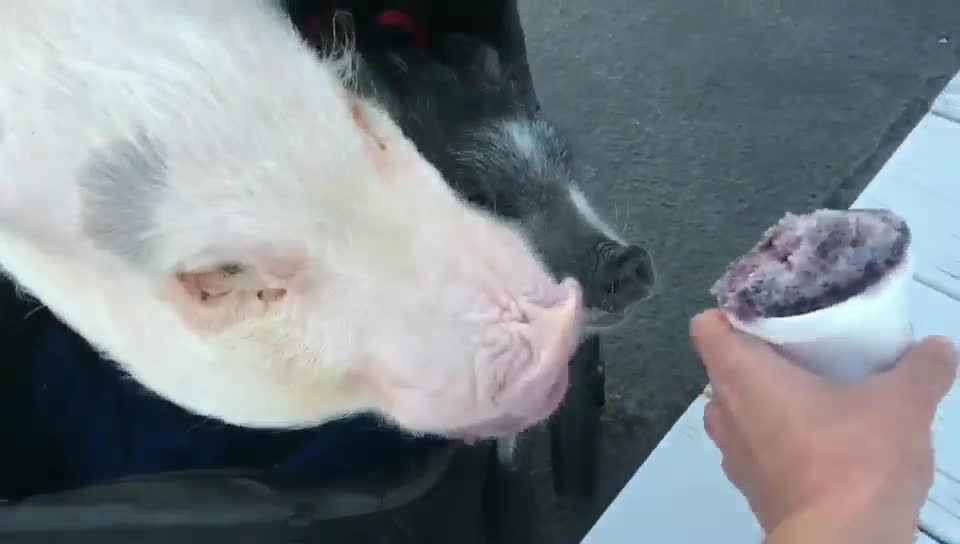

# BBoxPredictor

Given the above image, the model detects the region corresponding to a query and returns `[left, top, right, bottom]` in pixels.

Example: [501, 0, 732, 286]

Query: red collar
[299, 8, 429, 53]
[376, 10, 429, 51]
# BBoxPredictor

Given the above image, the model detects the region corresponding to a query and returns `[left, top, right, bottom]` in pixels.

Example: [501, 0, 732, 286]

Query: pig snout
[452, 278, 584, 440]
[591, 241, 655, 312]
[371, 271, 585, 441]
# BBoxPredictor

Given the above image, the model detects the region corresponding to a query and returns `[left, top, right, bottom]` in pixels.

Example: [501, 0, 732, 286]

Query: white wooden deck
[580, 71, 960, 544]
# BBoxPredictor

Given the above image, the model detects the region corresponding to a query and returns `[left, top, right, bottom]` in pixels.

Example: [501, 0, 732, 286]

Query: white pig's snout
[462, 278, 583, 438]
[516, 278, 583, 378]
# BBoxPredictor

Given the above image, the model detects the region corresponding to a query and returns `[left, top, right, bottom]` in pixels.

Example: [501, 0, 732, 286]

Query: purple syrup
[711, 209, 910, 321]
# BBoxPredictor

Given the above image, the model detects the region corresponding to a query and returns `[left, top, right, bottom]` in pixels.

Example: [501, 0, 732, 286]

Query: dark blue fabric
[5, 314, 448, 499]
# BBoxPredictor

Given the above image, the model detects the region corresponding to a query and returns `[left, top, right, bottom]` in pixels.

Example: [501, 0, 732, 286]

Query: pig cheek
[366, 356, 478, 431]
[448, 371, 570, 441]
[492, 342, 571, 423]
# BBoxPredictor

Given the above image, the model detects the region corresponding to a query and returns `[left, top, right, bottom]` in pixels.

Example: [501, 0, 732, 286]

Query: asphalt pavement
[509, 1, 960, 542]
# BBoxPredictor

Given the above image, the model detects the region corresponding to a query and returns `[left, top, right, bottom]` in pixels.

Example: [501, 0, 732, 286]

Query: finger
[691, 309, 816, 406]
[879, 335, 958, 411]
[704, 389, 741, 444]
[704, 399, 753, 498]
[719, 454, 753, 508]
[690, 310, 749, 385]
[690, 309, 738, 364]
[703, 397, 726, 446]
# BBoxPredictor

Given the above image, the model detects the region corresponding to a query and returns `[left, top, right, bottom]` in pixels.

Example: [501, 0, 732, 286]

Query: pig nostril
[631, 261, 653, 283]
[595, 244, 654, 310]
[604, 279, 620, 295]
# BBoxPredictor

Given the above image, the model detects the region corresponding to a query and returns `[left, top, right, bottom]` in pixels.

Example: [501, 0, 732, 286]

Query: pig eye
[461, 186, 492, 207]
[221, 263, 244, 276]
[458, 183, 522, 219]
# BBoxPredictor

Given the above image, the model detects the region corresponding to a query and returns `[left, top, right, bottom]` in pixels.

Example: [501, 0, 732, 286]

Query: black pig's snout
[593, 242, 655, 312]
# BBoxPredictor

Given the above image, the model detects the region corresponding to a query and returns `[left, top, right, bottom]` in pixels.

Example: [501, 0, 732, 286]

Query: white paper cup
[724, 248, 914, 384]
[714, 214, 915, 385]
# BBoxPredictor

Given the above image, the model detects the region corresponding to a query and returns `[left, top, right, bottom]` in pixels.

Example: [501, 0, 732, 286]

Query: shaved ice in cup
[709, 208, 915, 385]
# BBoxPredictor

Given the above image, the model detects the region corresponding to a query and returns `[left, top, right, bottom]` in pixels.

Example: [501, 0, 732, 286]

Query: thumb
[879, 335, 958, 411]
[690, 308, 814, 399]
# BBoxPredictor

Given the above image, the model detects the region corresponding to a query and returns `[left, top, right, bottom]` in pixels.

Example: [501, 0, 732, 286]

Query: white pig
[0, 0, 584, 441]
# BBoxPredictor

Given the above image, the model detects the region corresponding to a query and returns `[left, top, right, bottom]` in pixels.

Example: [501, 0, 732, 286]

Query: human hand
[690, 309, 958, 539]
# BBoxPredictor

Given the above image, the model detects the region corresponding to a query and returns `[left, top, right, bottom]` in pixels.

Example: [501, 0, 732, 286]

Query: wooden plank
[579, 282, 960, 544]
[578, 395, 762, 543]
[849, 111, 960, 542]
[851, 114, 960, 301]
[932, 71, 960, 123]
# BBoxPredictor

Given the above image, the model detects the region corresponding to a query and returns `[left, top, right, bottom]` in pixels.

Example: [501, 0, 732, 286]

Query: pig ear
[438, 33, 505, 83]
[164, 241, 309, 333]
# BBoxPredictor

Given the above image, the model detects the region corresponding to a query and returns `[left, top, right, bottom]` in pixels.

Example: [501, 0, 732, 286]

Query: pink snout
[451, 278, 584, 440]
